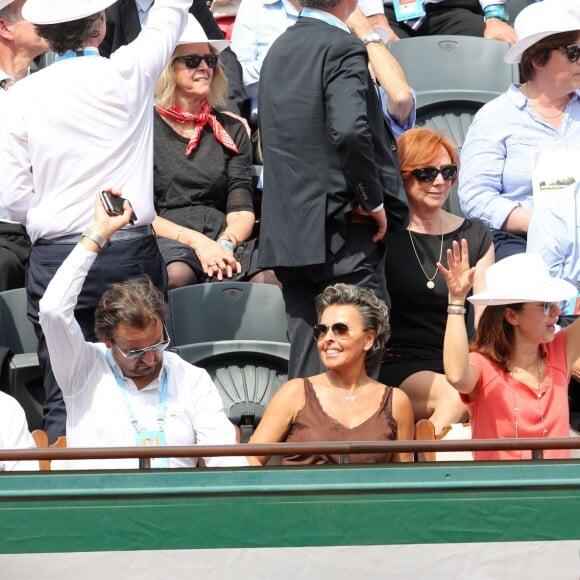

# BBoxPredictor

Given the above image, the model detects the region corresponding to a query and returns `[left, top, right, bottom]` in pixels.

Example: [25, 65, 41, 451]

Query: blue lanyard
[106, 349, 168, 432]
[55, 47, 100, 62]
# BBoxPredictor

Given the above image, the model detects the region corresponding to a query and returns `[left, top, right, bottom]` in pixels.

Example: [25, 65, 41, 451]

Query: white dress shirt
[39, 245, 247, 470]
[0, 0, 189, 243]
[0, 392, 38, 472]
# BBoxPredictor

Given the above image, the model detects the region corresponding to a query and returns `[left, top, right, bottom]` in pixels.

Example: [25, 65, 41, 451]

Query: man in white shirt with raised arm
[39, 191, 246, 470]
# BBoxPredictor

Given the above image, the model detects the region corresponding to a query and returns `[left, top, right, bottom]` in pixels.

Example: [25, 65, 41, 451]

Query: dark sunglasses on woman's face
[412, 164, 458, 182]
[174, 54, 218, 69]
[558, 44, 580, 63]
[313, 322, 366, 341]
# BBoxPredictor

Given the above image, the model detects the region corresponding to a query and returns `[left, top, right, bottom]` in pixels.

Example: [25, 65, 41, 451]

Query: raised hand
[437, 239, 476, 301]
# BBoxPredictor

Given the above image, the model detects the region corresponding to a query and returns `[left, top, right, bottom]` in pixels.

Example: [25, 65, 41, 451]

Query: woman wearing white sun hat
[458, 0, 580, 262]
[439, 243, 580, 460]
[0, 0, 191, 443]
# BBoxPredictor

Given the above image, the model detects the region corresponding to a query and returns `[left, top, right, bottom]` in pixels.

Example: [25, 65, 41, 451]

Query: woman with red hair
[379, 128, 494, 435]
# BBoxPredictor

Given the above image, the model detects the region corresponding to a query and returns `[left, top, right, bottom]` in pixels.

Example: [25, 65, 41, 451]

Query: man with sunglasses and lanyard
[38, 191, 246, 470]
[0, 0, 190, 445]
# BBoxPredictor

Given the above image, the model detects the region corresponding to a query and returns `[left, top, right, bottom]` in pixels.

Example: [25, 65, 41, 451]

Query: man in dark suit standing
[100, 0, 246, 114]
[258, 0, 408, 379]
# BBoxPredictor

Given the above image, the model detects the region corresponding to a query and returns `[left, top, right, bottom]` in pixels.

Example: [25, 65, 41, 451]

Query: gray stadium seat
[166, 282, 290, 440]
[0, 288, 43, 430]
[390, 35, 520, 216]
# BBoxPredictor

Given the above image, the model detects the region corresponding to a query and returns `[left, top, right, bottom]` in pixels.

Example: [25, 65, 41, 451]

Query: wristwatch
[362, 32, 383, 46]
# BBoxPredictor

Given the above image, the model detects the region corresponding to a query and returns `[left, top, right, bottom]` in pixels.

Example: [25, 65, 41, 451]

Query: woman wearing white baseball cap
[439, 243, 580, 461]
[458, 0, 580, 262]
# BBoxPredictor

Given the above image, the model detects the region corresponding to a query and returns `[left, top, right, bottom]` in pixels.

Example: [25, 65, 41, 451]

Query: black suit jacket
[258, 17, 408, 268]
[100, 0, 246, 113]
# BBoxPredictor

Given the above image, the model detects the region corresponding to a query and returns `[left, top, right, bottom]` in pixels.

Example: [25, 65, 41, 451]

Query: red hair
[396, 128, 459, 189]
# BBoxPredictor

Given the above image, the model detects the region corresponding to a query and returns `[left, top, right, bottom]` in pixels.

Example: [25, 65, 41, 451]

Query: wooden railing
[1, 438, 580, 469]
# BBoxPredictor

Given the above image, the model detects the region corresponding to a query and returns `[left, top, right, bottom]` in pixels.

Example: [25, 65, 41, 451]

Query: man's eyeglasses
[412, 164, 458, 182]
[113, 324, 171, 360]
[174, 54, 218, 69]
[313, 322, 366, 341]
[557, 44, 580, 63]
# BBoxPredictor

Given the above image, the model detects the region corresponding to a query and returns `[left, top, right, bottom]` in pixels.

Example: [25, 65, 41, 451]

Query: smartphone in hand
[99, 190, 137, 224]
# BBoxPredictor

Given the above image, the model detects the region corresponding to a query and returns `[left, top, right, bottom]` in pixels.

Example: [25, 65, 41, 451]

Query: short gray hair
[315, 283, 390, 373]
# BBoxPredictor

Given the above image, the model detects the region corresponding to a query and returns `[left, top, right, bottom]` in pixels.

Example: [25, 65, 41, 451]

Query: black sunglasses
[558, 43, 580, 63]
[313, 322, 366, 341]
[174, 54, 218, 69]
[412, 164, 458, 182]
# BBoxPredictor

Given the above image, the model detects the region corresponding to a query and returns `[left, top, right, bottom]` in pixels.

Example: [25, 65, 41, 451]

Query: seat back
[390, 36, 519, 217]
[415, 419, 473, 462]
[172, 341, 289, 441]
[0, 288, 37, 354]
[390, 35, 519, 107]
[167, 282, 289, 346]
[31, 429, 50, 471]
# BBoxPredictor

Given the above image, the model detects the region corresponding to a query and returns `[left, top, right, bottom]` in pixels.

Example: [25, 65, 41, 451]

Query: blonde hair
[155, 45, 228, 109]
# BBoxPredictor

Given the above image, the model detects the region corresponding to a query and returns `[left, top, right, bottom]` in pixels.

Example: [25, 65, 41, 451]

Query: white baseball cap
[22, 0, 116, 25]
[504, 0, 580, 64]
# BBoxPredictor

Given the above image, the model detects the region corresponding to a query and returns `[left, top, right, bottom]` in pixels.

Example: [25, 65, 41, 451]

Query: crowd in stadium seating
[0, 0, 579, 470]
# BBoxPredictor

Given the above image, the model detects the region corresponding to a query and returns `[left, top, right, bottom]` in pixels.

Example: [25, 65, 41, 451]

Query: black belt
[35, 224, 153, 246]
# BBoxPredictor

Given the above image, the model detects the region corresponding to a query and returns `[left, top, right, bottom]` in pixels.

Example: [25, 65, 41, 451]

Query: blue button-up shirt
[459, 85, 580, 231]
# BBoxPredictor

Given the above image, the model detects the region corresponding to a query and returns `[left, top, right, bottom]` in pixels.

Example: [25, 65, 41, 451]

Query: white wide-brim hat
[176, 14, 230, 53]
[22, 0, 116, 25]
[504, 0, 580, 64]
[468, 253, 576, 306]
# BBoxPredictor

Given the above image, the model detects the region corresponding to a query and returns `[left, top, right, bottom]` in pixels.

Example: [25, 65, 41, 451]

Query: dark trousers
[492, 229, 527, 261]
[385, 0, 485, 38]
[0, 222, 31, 292]
[26, 235, 167, 443]
[275, 223, 387, 379]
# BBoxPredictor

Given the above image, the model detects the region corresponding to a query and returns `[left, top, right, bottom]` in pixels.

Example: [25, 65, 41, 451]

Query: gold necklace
[408, 216, 444, 290]
[507, 355, 547, 458]
[521, 84, 568, 120]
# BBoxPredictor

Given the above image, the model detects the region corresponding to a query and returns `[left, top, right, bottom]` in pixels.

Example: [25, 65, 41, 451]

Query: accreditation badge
[393, 0, 425, 22]
[136, 430, 169, 469]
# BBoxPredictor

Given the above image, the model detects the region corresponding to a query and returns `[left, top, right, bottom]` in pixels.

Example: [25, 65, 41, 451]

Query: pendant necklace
[507, 355, 547, 457]
[345, 380, 365, 403]
[408, 216, 444, 290]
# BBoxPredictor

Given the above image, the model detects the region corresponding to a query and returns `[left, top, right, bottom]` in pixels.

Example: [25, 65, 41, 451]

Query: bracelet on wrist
[219, 232, 238, 247]
[82, 228, 107, 249]
[217, 239, 235, 252]
[483, 4, 509, 22]
[447, 305, 467, 315]
[448, 302, 465, 307]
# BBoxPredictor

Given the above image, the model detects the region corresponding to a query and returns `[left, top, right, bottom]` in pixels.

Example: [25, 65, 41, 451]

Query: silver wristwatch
[362, 32, 383, 46]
